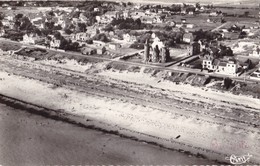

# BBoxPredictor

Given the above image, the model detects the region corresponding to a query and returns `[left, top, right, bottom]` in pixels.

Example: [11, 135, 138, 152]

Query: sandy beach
[0, 65, 259, 164]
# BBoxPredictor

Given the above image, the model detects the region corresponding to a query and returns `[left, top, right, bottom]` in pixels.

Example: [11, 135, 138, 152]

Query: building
[23, 33, 44, 44]
[183, 33, 194, 43]
[50, 38, 61, 48]
[185, 24, 194, 29]
[202, 56, 238, 75]
[108, 43, 121, 50]
[93, 40, 106, 47]
[81, 47, 96, 55]
[97, 46, 106, 55]
[188, 42, 200, 56]
[0, 29, 5, 37]
[94, 7, 100, 12]
[143, 37, 170, 63]
[249, 46, 260, 58]
[209, 11, 218, 17]
[123, 33, 137, 43]
[71, 33, 91, 42]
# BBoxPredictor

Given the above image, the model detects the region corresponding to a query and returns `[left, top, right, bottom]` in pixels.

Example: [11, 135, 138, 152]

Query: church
[143, 37, 170, 63]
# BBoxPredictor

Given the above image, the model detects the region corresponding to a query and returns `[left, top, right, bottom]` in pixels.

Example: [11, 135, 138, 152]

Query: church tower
[151, 45, 160, 63]
[143, 39, 150, 62]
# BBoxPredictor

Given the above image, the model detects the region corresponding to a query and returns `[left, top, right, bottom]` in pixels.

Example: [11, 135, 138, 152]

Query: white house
[249, 47, 260, 58]
[0, 29, 5, 37]
[23, 33, 43, 44]
[108, 43, 121, 50]
[94, 8, 100, 12]
[123, 33, 137, 43]
[50, 38, 61, 48]
[202, 56, 238, 75]
[185, 24, 194, 29]
[183, 33, 193, 43]
[209, 11, 218, 17]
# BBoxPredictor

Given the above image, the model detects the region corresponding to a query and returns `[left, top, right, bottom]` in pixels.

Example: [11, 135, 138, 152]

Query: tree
[65, 28, 73, 34]
[54, 31, 61, 40]
[93, 33, 109, 42]
[48, 11, 55, 17]
[15, 13, 23, 21]
[20, 17, 33, 31]
[103, 24, 114, 32]
[77, 22, 86, 32]
[53, 25, 62, 30]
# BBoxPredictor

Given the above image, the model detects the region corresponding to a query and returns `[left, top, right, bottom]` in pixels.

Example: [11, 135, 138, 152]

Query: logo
[225, 154, 252, 165]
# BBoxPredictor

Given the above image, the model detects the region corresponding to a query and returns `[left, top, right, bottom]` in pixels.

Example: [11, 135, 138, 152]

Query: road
[211, 22, 228, 32]
[0, 37, 259, 84]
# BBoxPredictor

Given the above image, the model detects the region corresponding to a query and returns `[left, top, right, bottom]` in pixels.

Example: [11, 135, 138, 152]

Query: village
[0, 1, 260, 80]
[0, 1, 260, 165]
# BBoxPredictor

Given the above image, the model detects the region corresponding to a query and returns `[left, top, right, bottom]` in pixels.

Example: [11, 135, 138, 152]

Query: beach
[0, 103, 215, 165]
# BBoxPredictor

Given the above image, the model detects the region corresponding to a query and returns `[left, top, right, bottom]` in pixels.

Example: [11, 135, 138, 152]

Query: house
[23, 33, 44, 44]
[2, 20, 11, 27]
[185, 24, 194, 29]
[209, 11, 218, 17]
[252, 70, 260, 77]
[71, 33, 90, 42]
[202, 56, 238, 75]
[93, 40, 106, 47]
[188, 11, 194, 15]
[153, 16, 163, 23]
[242, 28, 251, 33]
[123, 33, 137, 43]
[94, 8, 100, 12]
[249, 46, 260, 58]
[142, 17, 153, 24]
[0, 29, 5, 37]
[183, 33, 194, 43]
[6, 16, 14, 21]
[115, 11, 124, 19]
[176, 23, 183, 28]
[2, 3, 10, 8]
[81, 47, 96, 55]
[188, 42, 200, 55]
[96, 46, 106, 55]
[50, 38, 61, 48]
[123, 10, 131, 18]
[216, 60, 237, 75]
[108, 43, 121, 50]
[181, 18, 186, 23]
[0, 48, 4, 55]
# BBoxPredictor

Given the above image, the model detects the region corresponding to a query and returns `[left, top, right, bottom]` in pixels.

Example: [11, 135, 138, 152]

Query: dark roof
[212, 59, 220, 66]
[218, 62, 227, 67]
